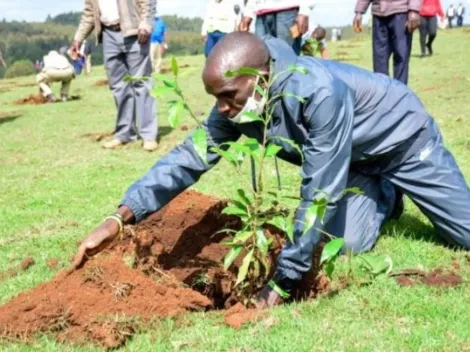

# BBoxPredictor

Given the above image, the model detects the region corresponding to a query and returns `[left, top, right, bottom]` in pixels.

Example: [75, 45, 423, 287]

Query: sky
[1, 0, 468, 27]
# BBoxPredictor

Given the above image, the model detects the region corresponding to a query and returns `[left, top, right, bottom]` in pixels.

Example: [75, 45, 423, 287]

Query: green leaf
[265, 144, 283, 158]
[237, 189, 252, 206]
[244, 138, 261, 158]
[223, 245, 243, 270]
[168, 101, 184, 128]
[210, 147, 239, 167]
[359, 255, 393, 276]
[171, 57, 179, 77]
[221, 206, 248, 217]
[235, 249, 254, 286]
[303, 197, 328, 235]
[238, 111, 263, 124]
[230, 199, 248, 213]
[288, 65, 309, 74]
[267, 216, 294, 243]
[269, 137, 304, 163]
[153, 73, 177, 86]
[233, 231, 253, 244]
[151, 85, 173, 97]
[320, 238, 344, 264]
[254, 84, 266, 96]
[325, 261, 335, 278]
[280, 92, 306, 104]
[255, 229, 269, 256]
[343, 187, 364, 196]
[192, 128, 207, 164]
[225, 68, 261, 77]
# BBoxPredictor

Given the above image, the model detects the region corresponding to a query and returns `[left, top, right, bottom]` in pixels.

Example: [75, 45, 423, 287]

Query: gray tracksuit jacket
[121, 37, 430, 280]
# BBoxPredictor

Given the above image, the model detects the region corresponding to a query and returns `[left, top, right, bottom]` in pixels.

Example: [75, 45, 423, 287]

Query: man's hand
[70, 40, 81, 56]
[406, 11, 420, 32]
[295, 14, 309, 35]
[138, 28, 150, 44]
[239, 17, 252, 32]
[72, 220, 120, 269]
[353, 13, 363, 32]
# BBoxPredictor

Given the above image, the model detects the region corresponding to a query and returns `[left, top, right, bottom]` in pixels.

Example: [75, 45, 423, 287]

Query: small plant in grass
[152, 58, 359, 299]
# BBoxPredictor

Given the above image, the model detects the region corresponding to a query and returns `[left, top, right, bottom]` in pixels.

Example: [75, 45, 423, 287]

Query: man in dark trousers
[72, 33, 470, 308]
[353, 0, 421, 85]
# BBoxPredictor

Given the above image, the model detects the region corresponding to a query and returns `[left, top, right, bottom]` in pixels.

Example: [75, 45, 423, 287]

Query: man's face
[203, 73, 256, 119]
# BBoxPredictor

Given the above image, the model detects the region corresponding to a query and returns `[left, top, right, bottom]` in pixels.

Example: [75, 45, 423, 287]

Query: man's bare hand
[406, 11, 420, 32]
[295, 14, 309, 35]
[239, 17, 252, 32]
[70, 40, 81, 55]
[138, 28, 150, 44]
[72, 220, 120, 269]
[353, 13, 363, 32]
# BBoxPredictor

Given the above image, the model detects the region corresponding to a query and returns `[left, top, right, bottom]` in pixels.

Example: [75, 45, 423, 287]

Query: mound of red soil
[14, 94, 47, 105]
[20, 257, 35, 270]
[394, 268, 463, 287]
[223, 303, 266, 329]
[0, 191, 327, 348]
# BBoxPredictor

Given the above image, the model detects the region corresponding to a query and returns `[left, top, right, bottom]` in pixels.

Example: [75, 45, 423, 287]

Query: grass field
[1, 29, 470, 351]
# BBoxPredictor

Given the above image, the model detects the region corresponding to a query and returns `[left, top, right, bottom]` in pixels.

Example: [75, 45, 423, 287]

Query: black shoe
[426, 44, 433, 56]
[391, 191, 404, 220]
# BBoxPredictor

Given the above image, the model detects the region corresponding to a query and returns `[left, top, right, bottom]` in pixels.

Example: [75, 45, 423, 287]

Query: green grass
[1, 29, 470, 351]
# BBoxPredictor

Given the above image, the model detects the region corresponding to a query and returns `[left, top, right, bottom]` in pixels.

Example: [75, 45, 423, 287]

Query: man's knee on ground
[342, 236, 372, 255]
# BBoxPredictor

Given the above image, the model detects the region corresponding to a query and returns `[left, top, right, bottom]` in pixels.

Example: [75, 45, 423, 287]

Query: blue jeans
[205, 31, 226, 57]
[255, 8, 301, 55]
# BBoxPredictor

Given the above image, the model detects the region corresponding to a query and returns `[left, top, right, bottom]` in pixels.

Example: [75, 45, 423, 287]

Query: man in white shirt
[36, 51, 75, 103]
[72, 0, 159, 152]
[239, 0, 311, 54]
[201, 0, 239, 57]
[447, 4, 456, 28]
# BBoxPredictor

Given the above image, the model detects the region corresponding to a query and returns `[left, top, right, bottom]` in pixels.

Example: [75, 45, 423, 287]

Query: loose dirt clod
[47, 258, 60, 269]
[395, 268, 463, 287]
[15, 94, 47, 105]
[20, 257, 35, 271]
[223, 303, 266, 329]
[94, 79, 109, 87]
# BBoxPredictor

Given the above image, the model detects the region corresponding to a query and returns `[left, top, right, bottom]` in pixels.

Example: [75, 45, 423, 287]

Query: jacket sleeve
[408, 0, 421, 12]
[74, 0, 95, 43]
[354, 0, 372, 14]
[138, 0, 156, 33]
[121, 107, 241, 223]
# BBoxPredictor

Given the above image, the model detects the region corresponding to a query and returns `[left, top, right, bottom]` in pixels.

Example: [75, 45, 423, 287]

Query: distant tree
[4, 59, 36, 78]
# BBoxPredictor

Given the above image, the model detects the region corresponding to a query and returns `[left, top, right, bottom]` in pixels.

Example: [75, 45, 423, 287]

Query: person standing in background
[456, 3, 465, 26]
[239, 0, 310, 55]
[353, 0, 421, 85]
[301, 26, 329, 59]
[80, 40, 93, 75]
[201, 0, 238, 57]
[71, 0, 158, 152]
[150, 16, 167, 73]
[447, 4, 456, 28]
[419, 0, 444, 58]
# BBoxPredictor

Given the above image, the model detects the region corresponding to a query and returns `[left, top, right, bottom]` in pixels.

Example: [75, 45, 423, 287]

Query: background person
[239, 0, 311, 55]
[301, 26, 328, 59]
[353, 0, 421, 85]
[419, 0, 444, 58]
[201, 0, 238, 57]
[71, 0, 159, 152]
[36, 50, 75, 103]
[447, 4, 456, 28]
[457, 3, 465, 26]
[80, 40, 93, 75]
[150, 15, 166, 73]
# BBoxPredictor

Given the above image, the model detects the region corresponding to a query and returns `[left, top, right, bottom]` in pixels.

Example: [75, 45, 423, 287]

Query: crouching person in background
[36, 50, 75, 103]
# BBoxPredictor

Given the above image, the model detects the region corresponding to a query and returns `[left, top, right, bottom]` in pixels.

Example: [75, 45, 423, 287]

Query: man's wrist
[118, 205, 135, 224]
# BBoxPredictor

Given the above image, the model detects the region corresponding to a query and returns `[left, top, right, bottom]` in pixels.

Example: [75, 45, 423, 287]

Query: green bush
[4, 59, 36, 78]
